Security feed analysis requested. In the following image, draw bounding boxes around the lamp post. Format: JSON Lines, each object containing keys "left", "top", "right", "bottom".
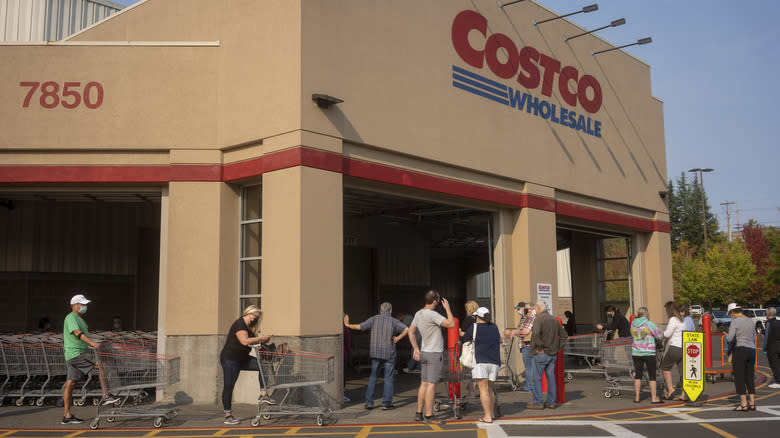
{"left": 688, "top": 168, "right": 714, "bottom": 252}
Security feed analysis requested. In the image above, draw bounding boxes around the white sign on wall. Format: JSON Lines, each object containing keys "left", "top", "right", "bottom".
{"left": 536, "top": 283, "right": 553, "bottom": 314}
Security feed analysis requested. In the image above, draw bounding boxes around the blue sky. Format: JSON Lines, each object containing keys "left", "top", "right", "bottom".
{"left": 110, "top": 0, "right": 780, "bottom": 231}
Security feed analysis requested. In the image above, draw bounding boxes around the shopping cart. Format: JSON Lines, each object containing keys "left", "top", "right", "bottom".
{"left": 251, "top": 346, "right": 335, "bottom": 427}
{"left": 497, "top": 336, "right": 520, "bottom": 391}
{"left": 562, "top": 332, "right": 609, "bottom": 381}
{"left": 88, "top": 343, "right": 180, "bottom": 429}
{"left": 600, "top": 338, "right": 665, "bottom": 398}
{"left": 433, "top": 342, "right": 468, "bottom": 419}
{"left": 0, "top": 336, "right": 29, "bottom": 407}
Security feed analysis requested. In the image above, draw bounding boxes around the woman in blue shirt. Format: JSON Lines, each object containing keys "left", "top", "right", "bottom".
{"left": 460, "top": 307, "right": 501, "bottom": 423}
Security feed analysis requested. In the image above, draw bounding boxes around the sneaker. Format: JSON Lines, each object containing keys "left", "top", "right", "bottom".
{"left": 402, "top": 367, "right": 410, "bottom": 373}
{"left": 259, "top": 395, "right": 277, "bottom": 405}
{"left": 223, "top": 415, "right": 239, "bottom": 425}
{"left": 102, "top": 395, "right": 121, "bottom": 405}
{"left": 769, "top": 383, "right": 780, "bottom": 389}
{"left": 415, "top": 411, "right": 424, "bottom": 421}
{"left": 61, "top": 415, "right": 84, "bottom": 424}
{"left": 422, "top": 415, "right": 435, "bottom": 424}
{"left": 544, "top": 403, "right": 558, "bottom": 409}
{"left": 343, "top": 395, "right": 351, "bottom": 402}
{"left": 364, "top": 404, "right": 374, "bottom": 410}
{"left": 381, "top": 404, "right": 395, "bottom": 410}
{"left": 526, "top": 404, "right": 545, "bottom": 410}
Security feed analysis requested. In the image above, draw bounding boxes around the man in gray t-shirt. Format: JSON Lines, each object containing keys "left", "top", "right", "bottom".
{"left": 409, "top": 290, "right": 454, "bottom": 423}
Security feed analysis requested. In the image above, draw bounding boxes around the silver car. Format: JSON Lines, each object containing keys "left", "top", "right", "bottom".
{"left": 710, "top": 310, "right": 731, "bottom": 331}
{"left": 743, "top": 308, "right": 768, "bottom": 334}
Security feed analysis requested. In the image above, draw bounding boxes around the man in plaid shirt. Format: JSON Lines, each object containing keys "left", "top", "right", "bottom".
{"left": 504, "top": 302, "right": 536, "bottom": 392}
{"left": 344, "top": 302, "right": 408, "bottom": 409}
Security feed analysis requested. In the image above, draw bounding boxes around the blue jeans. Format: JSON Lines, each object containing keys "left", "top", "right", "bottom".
{"left": 220, "top": 356, "right": 261, "bottom": 413}
{"left": 532, "top": 353, "right": 557, "bottom": 406}
{"left": 366, "top": 358, "right": 395, "bottom": 407}
{"left": 521, "top": 346, "right": 535, "bottom": 391}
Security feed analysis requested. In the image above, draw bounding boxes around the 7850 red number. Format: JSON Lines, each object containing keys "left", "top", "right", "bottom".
{"left": 20, "top": 81, "right": 104, "bottom": 109}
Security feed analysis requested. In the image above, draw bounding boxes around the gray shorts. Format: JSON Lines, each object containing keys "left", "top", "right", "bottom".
{"left": 66, "top": 352, "right": 96, "bottom": 381}
{"left": 420, "top": 351, "right": 443, "bottom": 383}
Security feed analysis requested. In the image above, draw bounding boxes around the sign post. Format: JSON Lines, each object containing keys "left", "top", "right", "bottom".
{"left": 682, "top": 331, "right": 704, "bottom": 405}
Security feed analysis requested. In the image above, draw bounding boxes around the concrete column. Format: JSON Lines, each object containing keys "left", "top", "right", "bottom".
{"left": 261, "top": 164, "right": 343, "bottom": 403}
{"left": 161, "top": 180, "right": 239, "bottom": 404}
{"left": 633, "top": 230, "right": 673, "bottom": 320}
{"left": 509, "top": 185, "right": 558, "bottom": 315}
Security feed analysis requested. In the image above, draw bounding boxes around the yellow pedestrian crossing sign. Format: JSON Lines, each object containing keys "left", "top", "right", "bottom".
{"left": 683, "top": 331, "right": 704, "bottom": 402}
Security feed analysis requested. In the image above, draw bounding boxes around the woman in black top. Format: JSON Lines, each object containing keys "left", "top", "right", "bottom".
{"left": 220, "top": 305, "right": 272, "bottom": 425}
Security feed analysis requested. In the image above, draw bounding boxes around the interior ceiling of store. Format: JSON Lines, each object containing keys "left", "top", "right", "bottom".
{"left": 344, "top": 188, "right": 490, "bottom": 249}
{"left": 0, "top": 192, "right": 160, "bottom": 203}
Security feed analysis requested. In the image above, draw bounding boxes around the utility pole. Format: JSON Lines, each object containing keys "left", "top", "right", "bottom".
{"left": 735, "top": 204, "right": 741, "bottom": 236}
{"left": 721, "top": 201, "right": 735, "bottom": 242}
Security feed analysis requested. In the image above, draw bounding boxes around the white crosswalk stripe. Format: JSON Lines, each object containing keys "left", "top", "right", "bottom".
{"left": 479, "top": 405, "right": 780, "bottom": 437}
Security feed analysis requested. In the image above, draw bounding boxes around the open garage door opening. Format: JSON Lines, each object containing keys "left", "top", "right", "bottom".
{"left": 0, "top": 190, "right": 161, "bottom": 333}
{"left": 343, "top": 187, "right": 494, "bottom": 370}
{"left": 556, "top": 224, "right": 633, "bottom": 335}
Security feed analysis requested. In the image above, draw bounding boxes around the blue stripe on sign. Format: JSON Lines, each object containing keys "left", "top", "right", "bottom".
{"left": 452, "top": 65, "right": 507, "bottom": 91}
{"left": 453, "top": 81, "right": 509, "bottom": 106}
{"left": 452, "top": 73, "right": 508, "bottom": 99}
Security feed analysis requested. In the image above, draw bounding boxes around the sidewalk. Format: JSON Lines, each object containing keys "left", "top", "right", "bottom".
{"left": 0, "top": 366, "right": 759, "bottom": 429}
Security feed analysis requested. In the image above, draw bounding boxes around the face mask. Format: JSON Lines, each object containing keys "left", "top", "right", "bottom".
{"left": 78, "top": 305, "right": 87, "bottom": 314}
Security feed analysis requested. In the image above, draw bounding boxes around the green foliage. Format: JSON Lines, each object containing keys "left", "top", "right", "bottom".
{"left": 673, "top": 240, "right": 755, "bottom": 307}
{"left": 667, "top": 172, "right": 720, "bottom": 253}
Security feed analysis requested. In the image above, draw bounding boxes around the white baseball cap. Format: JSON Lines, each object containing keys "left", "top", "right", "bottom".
{"left": 70, "top": 294, "right": 91, "bottom": 305}
{"left": 473, "top": 307, "right": 490, "bottom": 318}
{"left": 726, "top": 303, "right": 741, "bottom": 314}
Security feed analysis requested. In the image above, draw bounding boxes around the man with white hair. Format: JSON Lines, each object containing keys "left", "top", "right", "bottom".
{"left": 527, "top": 300, "right": 567, "bottom": 409}
{"left": 344, "top": 302, "right": 408, "bottom": 409}
{"left": 763, "top": 307, "right": 780, "bottom": 389}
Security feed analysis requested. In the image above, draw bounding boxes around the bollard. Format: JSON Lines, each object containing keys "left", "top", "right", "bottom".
{"left": 702, "top": 313, "right": 712, "bottom": 368}
{"left": 447, "top": 317, "right": 461, "bottom": 404}
{"left": 555, "top": 316, "right": 566, "bottom": 404}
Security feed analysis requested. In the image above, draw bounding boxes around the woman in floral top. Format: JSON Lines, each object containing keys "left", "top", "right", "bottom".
{"left": 630, "top": 307, "right": 664, "bottom": 404}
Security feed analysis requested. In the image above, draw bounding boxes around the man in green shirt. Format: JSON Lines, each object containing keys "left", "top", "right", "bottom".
{"left": 62, "top": 294, "right": 119, "bottom": 424}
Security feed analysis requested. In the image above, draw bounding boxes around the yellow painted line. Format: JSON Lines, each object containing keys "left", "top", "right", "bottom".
{"left": 699, "top": 423, "right": 738, "bottom": 438}
{"left": 213, "top": 429, "right": 228, "bottom": 436}
{"left": 283, "top": 427, "right": 301, "bottom": 434}
{"left": 355, "top": 426, "right": 373, "bottom": 438}
{"left": 429, "top": 424, "right": 444, "bottom": 431}
{"left": 477, "top": 429, "right": 488, "bottom": 438}
{"left": 144, "top": 430, "right": 160, "bottom": 436}
{"left": 0, "top": 432, "right": 14, "bottom": 437}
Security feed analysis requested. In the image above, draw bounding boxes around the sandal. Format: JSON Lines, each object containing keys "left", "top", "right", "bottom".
{"left": 734, "top": 405, "right": 748, "bottom": 411}
{"left": 477, "top": 417, "right": 493, "bottom": 424}
{"left": 748, "top": 404, "right": 756, "bottom": 411}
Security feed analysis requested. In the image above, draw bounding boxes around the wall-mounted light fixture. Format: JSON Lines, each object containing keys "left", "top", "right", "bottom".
{"left": 565, "top": 18, "right": 625, "bottom": 43}
{"left": 592, "top": 37, "right": 652, "bottom": 55}
{"left": 312, "top": 94, "right": 344, "bottom": 109}
{"left": 534, "top": 4, "right": 598, "bottom": 26}
{"left": 498, "top": 0, "right": 527, "bottom": 9}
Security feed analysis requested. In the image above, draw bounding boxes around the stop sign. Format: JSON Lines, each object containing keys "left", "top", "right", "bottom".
{"left": 687, "top": 344, "right": 700, "bottom": 358}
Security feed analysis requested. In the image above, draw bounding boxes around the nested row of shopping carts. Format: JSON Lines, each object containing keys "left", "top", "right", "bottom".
{"left": 0, "top": 331, "right": 158, "bottom": 408}
{"left": 1, "top": 331, "right": 179, "bottom": 429}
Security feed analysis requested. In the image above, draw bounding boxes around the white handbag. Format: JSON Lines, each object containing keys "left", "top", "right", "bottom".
{"left": 460, "top": 323, "right": 477, "bottom": 368}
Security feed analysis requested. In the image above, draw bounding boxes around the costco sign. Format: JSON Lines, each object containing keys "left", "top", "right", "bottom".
{"left": 451, "top": 10, "right": 603, "bottom": 137}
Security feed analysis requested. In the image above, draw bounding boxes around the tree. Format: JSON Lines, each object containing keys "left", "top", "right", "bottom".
{"left": 673, "top": 240, "right": 755, "bottom": 308}
{"left": 742, "top": 221, "right": 779, "bottom": 305}
{"left": 667, "top": 172, "right": 720, "bottom": 253}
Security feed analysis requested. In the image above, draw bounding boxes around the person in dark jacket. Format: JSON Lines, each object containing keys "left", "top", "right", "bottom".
{"left": 764, "top": 307, "right": 780, "bottom": 389}
{"left": 460, "top": 307, "right": 500, "bottom": 423}
{"left": 528, "top": 300, "right": 568, "bottom": 409}
{"left": 596, "top": 305, "right": 631, "bottom": 339}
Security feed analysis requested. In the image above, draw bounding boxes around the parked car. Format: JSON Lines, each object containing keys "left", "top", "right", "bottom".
{"left": 710, "top": 310, "right": 731, "bottom": 331}
{"left": 690, "top": 305, "right": 703, "bottom": 316}
{"left": 743, "top": 308, "right": 768, "bottom": 334}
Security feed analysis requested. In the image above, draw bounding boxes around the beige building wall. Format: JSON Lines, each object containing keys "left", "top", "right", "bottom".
{"left": 0, "top": 0, "right": 673, "bottom": 404}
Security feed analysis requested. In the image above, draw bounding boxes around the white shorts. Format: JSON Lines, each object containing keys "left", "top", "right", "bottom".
{"left": 472, "top": 363, "right": 499, "bottom": 381}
